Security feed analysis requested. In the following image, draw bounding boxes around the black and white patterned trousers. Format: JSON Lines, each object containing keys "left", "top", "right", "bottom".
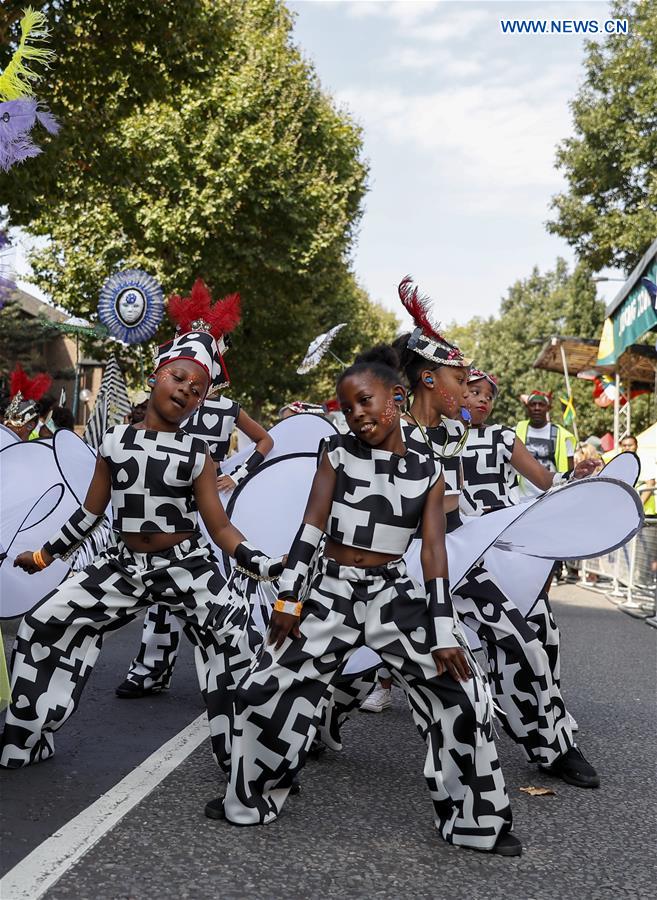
{"left": 453, "top": 563, "right": 573, "bottom": 766}
{"left": 124, "top": 599, "right": 267, "bottom": 689}
{"left": 0, "top": 535, "right": 251, "bottom": 771}
{"left": 124, "top": 603, "right": 183, "bottom": 691}
{"left": 224, "top": 556, "right": 512, "bottom": 850}
{"left": 308, "top": 563, "right": 573, "bottom": 766}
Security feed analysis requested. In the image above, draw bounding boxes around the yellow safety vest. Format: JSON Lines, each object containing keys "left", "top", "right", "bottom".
{"left": 515, "top": 420, "right": 574, "bottom": 474}
{"left": 638, "top": 481, "right": 656, "bottom": 516}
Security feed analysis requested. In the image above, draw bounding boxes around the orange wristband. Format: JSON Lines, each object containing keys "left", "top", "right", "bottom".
{"left": 33, "top": 549, "right": 47, "bottom": 570}
{"left": 274, "top": 599, "right": 302, "bottom": 617}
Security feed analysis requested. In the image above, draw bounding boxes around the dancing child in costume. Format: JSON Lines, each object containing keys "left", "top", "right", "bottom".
{"left": 394, "top": 284, "right": 599, "bottom": 788}
{"left": 459, "top": 368, "right": 598, "bottom": 754}
{"left": 213, "top": 344, "right": 521, "bottom": 857}
{"left": 115, "top": 279, "right": 274, "bottom": 699}
{"left": 0, "top": 297, "right": 282, "bottom": 770}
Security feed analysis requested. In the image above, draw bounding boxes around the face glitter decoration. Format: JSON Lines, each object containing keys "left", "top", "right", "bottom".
{"left": 381, "top": 397, "right": 397, "bottom": 425}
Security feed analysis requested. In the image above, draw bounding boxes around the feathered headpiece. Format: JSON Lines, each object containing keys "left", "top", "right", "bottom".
{"left": 468, "top": 367, "right": 498, "bottom": 395}
{"left": 0, "top": 8, "right": 55, "bottom": 101}
{"left": 399, "top": 276, "right": 472, "bottom": 368}
{"left": 279, "top": 401, "right": 326, "bottom": 417}
{"left": 168, "top": 279, "right": 241, "bottom": 342}
{"left": 154, "top": 279, "right": 241, "bottom": 395}
{"left": 4, "top": 362, "right": 52, "bottom": 426}
{"left": 0, "top": 8, "right": 59, "bottom": 172}
{"left": 10, "top": 363, "right": 52, "bottom": 401}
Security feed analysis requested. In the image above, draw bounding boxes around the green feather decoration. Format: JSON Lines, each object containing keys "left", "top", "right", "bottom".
{"left": 0, "top": 8, "right": 55, "bottom": 101}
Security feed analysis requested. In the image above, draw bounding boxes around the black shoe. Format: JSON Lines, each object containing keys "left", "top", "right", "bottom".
{"left": 492, "top": 832, "right": 522, "bottom": 857}
{"left": 307, "top": 737, "right": 327, "bottom": 760}
{"left": 115, "top": 678, "right": 167, "bottom": 699}
{"left": 461, "top": 832, "right": 522, "bottom": 857}
{"left": 539, "top": 746, "right": 600, "bottom": 788}
{"left": 290, "top": 777, "right": 301, "bottom": 796}
{"left": 204, "top": 797, "right": 226, "bottom": 820}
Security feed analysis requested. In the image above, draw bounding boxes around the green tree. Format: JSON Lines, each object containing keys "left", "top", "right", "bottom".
{"left": 270, "top": 272, "right": 398, "bottom": 421}
{"left": 448, "top": 260, "right": 653, "bottom": 437}
{"left": 0, "top": 2, "right": 24, "bottom": 46}
{"left": 0, "top": 0, "right": 392, "bottom": 415}
{"left": 0, "top": 299, "right": 63, "bottom": 374}
{"left": 548, "top": 0, "right": 657, "bottom": 273}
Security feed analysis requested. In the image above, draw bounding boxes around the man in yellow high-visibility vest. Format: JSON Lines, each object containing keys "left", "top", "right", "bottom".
{"left": 515, "top": 390, "right": 575, "bottom": 498}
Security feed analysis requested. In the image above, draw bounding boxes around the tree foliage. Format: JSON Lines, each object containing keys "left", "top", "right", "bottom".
{"left": 0, "top": 299, "right": 63, "bottom": 369}
{"left": 548, "top": 0, "right": 657, "bottom": 273}
{"left": 448, "top": 260, "right": 653, "bottom": 437}
{"left": 0, "top": 0, "right": 396, "bottom": 418}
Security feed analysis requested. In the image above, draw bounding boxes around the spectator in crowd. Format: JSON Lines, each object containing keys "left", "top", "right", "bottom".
{"left": 620, "top": 434, "right": 638, "bottom": 453}
{"left": 516, "top": 390, "right": 576, "bottom": 584}
{"left": 515, "top": 390, "right": 575, "bottom": 498}
{"left": 638, "top": 477, "right": 656, "bottom": 516}
{"left": 608, "top": 434, "right": 654, "bottom": 514}
{"left": 127, "top": 391, "right": 149, "bottom": 426}
{"left": 51, "top": 406, "right": 75, "bottom": 432}
{"left": 29, "top": 393, "right": 57, "bottom": 440}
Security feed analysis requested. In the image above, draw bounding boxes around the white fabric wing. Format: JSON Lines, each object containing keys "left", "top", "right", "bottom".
{"left": 221, "top": 414, "right": 337, "bottom": 476}
{"left": 492, "top": 478, "right": 642, "bottom": 560}
{"left": 0, "top": 442, "right": 73, "bottom": 618}
{"left": 0, "top": 424, "right": 19, "bottom": 448}
{"left": 598, "top": 451, "right": 640, "bottom": 486}
{"left": 52, "top": 429, "right": 102, "bottom": 505}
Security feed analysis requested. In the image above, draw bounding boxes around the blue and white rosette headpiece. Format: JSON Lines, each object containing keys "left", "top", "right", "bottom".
{"left": 98, "top": 269, "right": 164, "bottom": 344}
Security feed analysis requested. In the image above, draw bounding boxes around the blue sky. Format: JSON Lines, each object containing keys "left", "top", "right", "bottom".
{"left": 12, "top": 0, "right": 625, "bottom": 328}
{"left": 288, "top": 0, "right": 624, "bottom": 327}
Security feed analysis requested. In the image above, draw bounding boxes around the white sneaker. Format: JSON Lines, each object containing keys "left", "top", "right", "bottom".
{"left": 566, "top": 710, "right": 579, "bottom": 732}
{"left": 360, "top": 686, "right": 392, "bottom": 713}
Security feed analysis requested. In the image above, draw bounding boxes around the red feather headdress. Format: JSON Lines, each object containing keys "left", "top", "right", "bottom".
{"left": 167, "top": 278, "right": 241, "bottom": 339}
{"left": 398, "top": 276, "right": 445, "bottom": 342}
{"left": 9, "top": 363, "right": 52, "bottom": 400}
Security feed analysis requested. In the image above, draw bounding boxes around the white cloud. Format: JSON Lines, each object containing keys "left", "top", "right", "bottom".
{"left": 337, "top": 65, "right": 576, "bottom": 215}
{"left": 389, "top": 45, "right": 484, "bottom": 77}
{"left": 289, "top": 0, "right": 611, "bottom": 320}
{"left": 345, "top": 1, "right": 441, "bottom": 27}
{"left": 406, "top": 7, "right": 491, "bottom": 43}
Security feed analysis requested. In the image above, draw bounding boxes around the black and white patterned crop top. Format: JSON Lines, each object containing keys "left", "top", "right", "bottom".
{"left": 183, "top": 395, "right": 241, "bottom": 466}
{"left": 460, "top": 424, "right": 517, "bottom": 516}
{"left": 99, "top": 425, "right": 209, "bottom": 533}
{"left": 401, "top": 418, "right": 465, "bottom": 496}
{"left": 319, "top": 431, "right": 442, "bottom": 555}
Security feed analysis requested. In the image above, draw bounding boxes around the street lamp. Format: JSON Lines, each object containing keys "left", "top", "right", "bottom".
{"left": 592, "top": 277, "right": 626, "bottom": 283}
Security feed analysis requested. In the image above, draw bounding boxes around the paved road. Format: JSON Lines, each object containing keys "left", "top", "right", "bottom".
{"left": 1, "top": 585, "right": 656, "bottom": 899}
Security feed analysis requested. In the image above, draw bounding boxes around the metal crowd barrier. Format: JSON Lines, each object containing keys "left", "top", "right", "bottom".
{"left": 579, "top": 517, "right": 657, "bottom": 621}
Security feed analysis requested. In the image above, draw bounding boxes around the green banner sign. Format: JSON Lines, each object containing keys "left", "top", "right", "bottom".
{"left": 598, "top": 257, "right": 657, "bottom": 365}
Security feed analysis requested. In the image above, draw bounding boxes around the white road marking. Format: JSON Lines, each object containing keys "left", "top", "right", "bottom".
{"left": 0, "top": 714, "right": 208, "bottom": 900}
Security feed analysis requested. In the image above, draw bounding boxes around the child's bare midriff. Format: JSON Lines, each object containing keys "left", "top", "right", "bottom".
{"left": 324, "top": 537, "right": 400, "bottom": 568}
{"left": 120, "top": 531, "right": 197, "bottom": 553}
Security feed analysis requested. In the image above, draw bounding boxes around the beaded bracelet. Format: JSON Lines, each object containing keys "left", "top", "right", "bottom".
{"left": 32, "top": 549, "right": 47, "bottom": 570}
{"left": 274, "top": 599, "right": 302, "bottom": 617}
